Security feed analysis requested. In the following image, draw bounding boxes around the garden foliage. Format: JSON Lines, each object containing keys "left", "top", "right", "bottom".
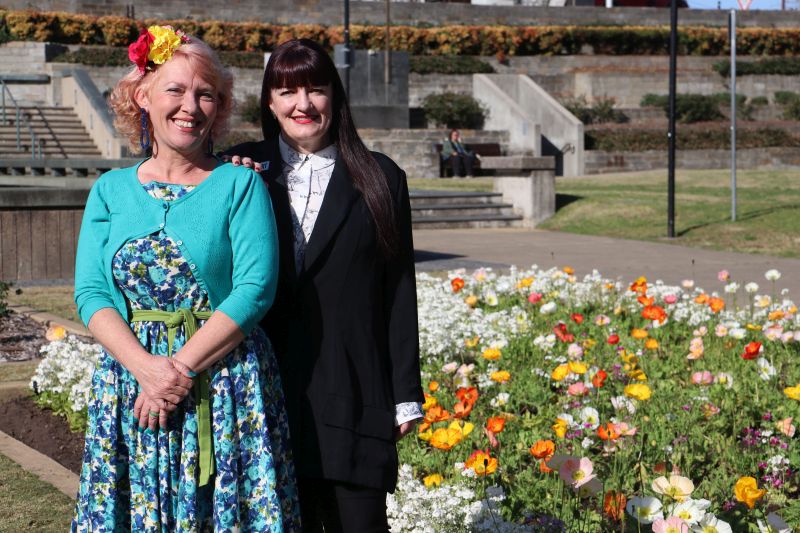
{"left": 0, "top": 280, "right": 12, "bottom": 317}
{"left": 585, "top": 126, "right": 800, "bottom": 151}
{"left": 714, "top": 58, "right": 800, "bottom": 77}
{"left": 422, "top": 93, "right": 488, "bottom": 130}
{"left": 561, "top": 96, "right": 628, "bottom": 125}
{"left": 33, "top": 267, "right": 800, "bottom": 530}
{"left": 5, "top": 9, "right": 800, "bottom": 56}
{"left": 639, "top": 93, "right": 753, "bottom": 123}
{"left": 410, "top": 55, "right": 495, "bottom": 75}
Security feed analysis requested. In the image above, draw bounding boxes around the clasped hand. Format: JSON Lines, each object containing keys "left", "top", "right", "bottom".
{"left": 132, "top": 356, "right": 195, "bottom": 430}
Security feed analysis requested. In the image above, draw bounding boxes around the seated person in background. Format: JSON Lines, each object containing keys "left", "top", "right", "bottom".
{"left": 442, "top": 128, "right": 476, "bottom": 177}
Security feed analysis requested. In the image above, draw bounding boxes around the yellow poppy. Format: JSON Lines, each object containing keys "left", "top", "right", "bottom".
{"left": 624, "top": 383, "right": 652, "bottom": 401}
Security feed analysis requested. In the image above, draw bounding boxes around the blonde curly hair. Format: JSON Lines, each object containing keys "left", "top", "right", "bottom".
{"left": 110, "top": 37, "right": 233, "bottom": 154}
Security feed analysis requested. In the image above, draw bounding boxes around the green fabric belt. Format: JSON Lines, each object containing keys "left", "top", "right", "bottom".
{"left": 130, "top": 308, "right": 215, "bottom": 487}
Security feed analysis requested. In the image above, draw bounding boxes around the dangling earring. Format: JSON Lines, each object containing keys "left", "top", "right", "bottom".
{"left": 140, "top": 109, "right": 151, "bottom": 153}
{"left": 207, "top": 136, "right": 214, "bottom": 156}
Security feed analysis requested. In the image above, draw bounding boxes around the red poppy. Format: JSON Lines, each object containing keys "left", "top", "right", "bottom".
{"left": 607, "top": 334, "right": 620, "bottom": 345}
{"left": 553, "top": 323, "right": 574, "bottom": 343}
{"left": 570, "top": 313, "right": 584, "bottom": 324}
{"left": 592, "top": 369, "right": 608, "bottom": 388}
{"left": 741, "top": 341, "right": 762, "bottom": 360}
{"left": 451, "top": 277, "right": 465, "bottom": 293}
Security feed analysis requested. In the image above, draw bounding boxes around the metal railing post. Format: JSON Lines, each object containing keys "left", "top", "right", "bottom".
{"left": 15, "top": 107, "right": 21, "bottom": 150}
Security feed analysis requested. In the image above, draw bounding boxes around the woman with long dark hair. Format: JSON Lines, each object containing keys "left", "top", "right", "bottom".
{"left": 226, "top": 39, "right": 423, "bottom": 531}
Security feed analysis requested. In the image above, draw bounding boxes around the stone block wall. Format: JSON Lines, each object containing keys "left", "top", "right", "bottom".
{"left": 585, "top": 147, "right": 800, "bottom": 174}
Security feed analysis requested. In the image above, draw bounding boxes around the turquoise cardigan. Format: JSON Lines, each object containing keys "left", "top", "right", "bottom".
{"left": 74, "top": 160, "right": 278, "bottom": 334}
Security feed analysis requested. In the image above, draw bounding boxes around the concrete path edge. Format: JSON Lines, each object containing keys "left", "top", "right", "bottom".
{"left": 0, "top": 429, "right": 78, "bottom": 499}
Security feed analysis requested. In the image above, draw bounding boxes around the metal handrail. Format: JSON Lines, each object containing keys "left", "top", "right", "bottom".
{"left": 0, "top": 79, "right": 40, "bottom": 159}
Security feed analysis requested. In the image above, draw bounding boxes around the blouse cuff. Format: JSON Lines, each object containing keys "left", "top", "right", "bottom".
{"left": 395, "top": 402, "right": 424, "bottom": 426}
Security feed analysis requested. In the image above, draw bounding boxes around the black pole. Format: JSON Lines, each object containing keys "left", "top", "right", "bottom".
{"left": 343, "top": 0, "right": 351, "bottom": 97}
{"left": 667, "top": 0, "right": 678, "bottom": 239}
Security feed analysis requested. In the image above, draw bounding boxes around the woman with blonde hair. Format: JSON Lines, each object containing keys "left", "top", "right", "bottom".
{"left": 72, "top": 26, "right": 300, "bottom": 531}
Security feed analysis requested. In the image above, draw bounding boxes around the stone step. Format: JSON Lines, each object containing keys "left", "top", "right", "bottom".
{"left": 411, "top": 214, "right": 523, "bottom": 229}
{"left": 410, "top": 190, "right": 503, "bottom": 206}
{"left": 412, "top": 203, "right": 515, "bottom": 218}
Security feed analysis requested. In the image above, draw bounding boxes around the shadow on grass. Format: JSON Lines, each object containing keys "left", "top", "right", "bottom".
{"left": 676, "top": 203, "right": 800, "bottom": 237}
{"left": 556, "top": 193, "right": 582, "bottom": 212}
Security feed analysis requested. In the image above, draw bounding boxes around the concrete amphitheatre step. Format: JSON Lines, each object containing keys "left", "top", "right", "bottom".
{"left": 0, "top": 105, "right": 101, "bottom": 157}
{"left": 409, "top": 190, "right": 522, "bottom": 229}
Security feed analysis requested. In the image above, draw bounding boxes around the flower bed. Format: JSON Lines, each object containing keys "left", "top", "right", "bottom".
{"left": 31, "top": 267, "right": 800, "bottom": 531}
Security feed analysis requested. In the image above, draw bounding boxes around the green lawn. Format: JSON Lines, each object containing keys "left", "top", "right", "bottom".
{"left": 0, "top": 453, "right": 74, "bottom": 532}
{"left": 7, "top": 285, "right": 79, "bottom": 323}
{"left": 540, "top": 169, "right": 800, "bottom": 257}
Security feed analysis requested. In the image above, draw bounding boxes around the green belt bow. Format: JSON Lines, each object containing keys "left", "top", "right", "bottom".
{"left": 131, "top": 308, "right": 215, "bottom": 487}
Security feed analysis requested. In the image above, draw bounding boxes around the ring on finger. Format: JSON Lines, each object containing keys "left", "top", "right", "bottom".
{"left": 148, "top": 410, "right": 159, "bottom": 418}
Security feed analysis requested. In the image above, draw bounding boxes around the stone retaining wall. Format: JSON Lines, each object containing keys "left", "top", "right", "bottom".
{"left": 585, "top": 147, "right": 800, "bottom": 174}
{"left": 3, "top": 1, "right": 798, "bottom": 27}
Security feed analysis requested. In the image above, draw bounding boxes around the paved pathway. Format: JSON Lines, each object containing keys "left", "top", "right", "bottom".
{"left": 413, "top": 228, "right": 800, "bottom": 296}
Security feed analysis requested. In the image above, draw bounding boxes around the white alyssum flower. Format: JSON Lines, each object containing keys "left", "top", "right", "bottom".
{"left": 745, "top": 282, "right": 759, "bottom": 294}
{"left": 31, "top": 335, "right": 102, "bottom": 413}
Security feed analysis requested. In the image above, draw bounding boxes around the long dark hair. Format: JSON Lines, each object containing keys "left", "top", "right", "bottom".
{"left": 260, "top": 39, "right": 398, "bottom": 257}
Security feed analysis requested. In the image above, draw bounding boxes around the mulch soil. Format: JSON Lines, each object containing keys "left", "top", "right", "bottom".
{"left": 0, "top": 310, "right": 84, "bottom": 473}
{"left": 0, "top": 311, "right": 49, "bottom": 362}
{"left": 0, "top": 395, "right": 84, "bottom": 474}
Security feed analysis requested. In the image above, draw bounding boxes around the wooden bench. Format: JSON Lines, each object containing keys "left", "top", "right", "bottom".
{"left": 434, "top": 142, "right": 503, "bottom": 177}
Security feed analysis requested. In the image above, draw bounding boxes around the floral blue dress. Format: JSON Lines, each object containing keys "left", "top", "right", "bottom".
{"left": 72, "top": 182, "right": 301, "bottom": 532}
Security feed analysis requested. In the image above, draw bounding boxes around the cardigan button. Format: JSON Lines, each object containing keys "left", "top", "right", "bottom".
{"left": 190, "top": 264, "right": 196, "bottom": 270}
{"left": 159, "top": 223, "right": 165, "bottom": 228}
{"left": 177, "top": 240, "right": 183, "bottom": 246}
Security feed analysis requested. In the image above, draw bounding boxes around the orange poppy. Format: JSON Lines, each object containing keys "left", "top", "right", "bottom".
{"left": 708, "top": 297, "right": 725, "bottom": 313}
{"left": 637, "top": 295, "right": 655, "bottom": 306}
{"left": 425, "top": 405, "right": 451, "bottom": 424}
{"left": 604, "top": 490, "right": 627, "bottom": 521}
{"left": 452, "top": 400, "right": 474, "bottom": 419}
{"left": 428, "top": 381, "right": 439, "bottom": 393}
{"left": 451, "top": 277, "right": 465, "bottom": 293}
{"left": 570, "top": 313, "right": 584, "bottom": 324}
{"left": 529, "top": 439, "right": 555, "bottom": 459}
{"left": 642, "top": 305, "right": 667, "bottom": 323}
{"left": 694, "top": 293, "right": 710, "bottom": 304}
{"left": 597, "top": 423, "right": 621, "bottom": 441}
{"left": 539, "top": 459, "right": 554, "bottom": 474}
{"left": 455, "top": 387, "right": 479, "bottom": 406}
{"left": 486, "top": 416, "right": 506, "bottom": 434}
{"left": 629, "top": 276, "right": 648, "bottom": 294}
{"left": 465, "top": 449, "right": 498, "bottom": 476}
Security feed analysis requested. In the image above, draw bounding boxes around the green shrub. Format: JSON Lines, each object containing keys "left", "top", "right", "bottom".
{"left": 585, "top": 126, "right": 800, "bottom": 151}
{"left": 783, "top": 99, "right": 800, "bottom": 120}
{"left": 0, "top": 280, "right": 12, "bottom": 317}
{"left": 410, "top": 55, "right": 494, "bottom": 75}
{"left": 217, "top": 130, "right": 261, "bottom": 153}
{"left": 639, "top": 93, "right": 752, "bottom": 122}
{"left": 50, "top": 45, "right": 266, "bottom": 69}
{"left": 238, "top": 94, "right": 262, "bottom": 125}
{"left": 774, "top": 91, "right": 800, "bottom": 105}
{"left": 562, "top": 96, "right": 628, "bottom": 125}
{"left": 714, "top": 57, "right": 800, "bottom": 77}
{"left": 6, "top": 9, "right": 800, "bottom": 56}
{"left": 749, "top": 96, "right": 768, "bottom": 106}
{"left": 422, "top": 92, "right": 488, "bottom": 129}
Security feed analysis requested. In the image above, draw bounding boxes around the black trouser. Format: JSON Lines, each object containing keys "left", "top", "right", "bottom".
{"left": 450, "top": 152, "right": 475, "bottom": 177}
{"left": 298, "top": 477, "right": 389, "bottom": 533}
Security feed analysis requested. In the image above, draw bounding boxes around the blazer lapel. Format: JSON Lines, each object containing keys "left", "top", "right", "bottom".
{"left": 260, "top": 139, "right": 298, "bottom": 287}
{"left": 301, "top": 158, "right": 359, "bottom": 275}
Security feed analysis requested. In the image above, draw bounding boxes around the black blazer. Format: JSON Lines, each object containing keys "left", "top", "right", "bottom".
{"left": 229, "top": 139, "right": 423, "bottom": 492}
